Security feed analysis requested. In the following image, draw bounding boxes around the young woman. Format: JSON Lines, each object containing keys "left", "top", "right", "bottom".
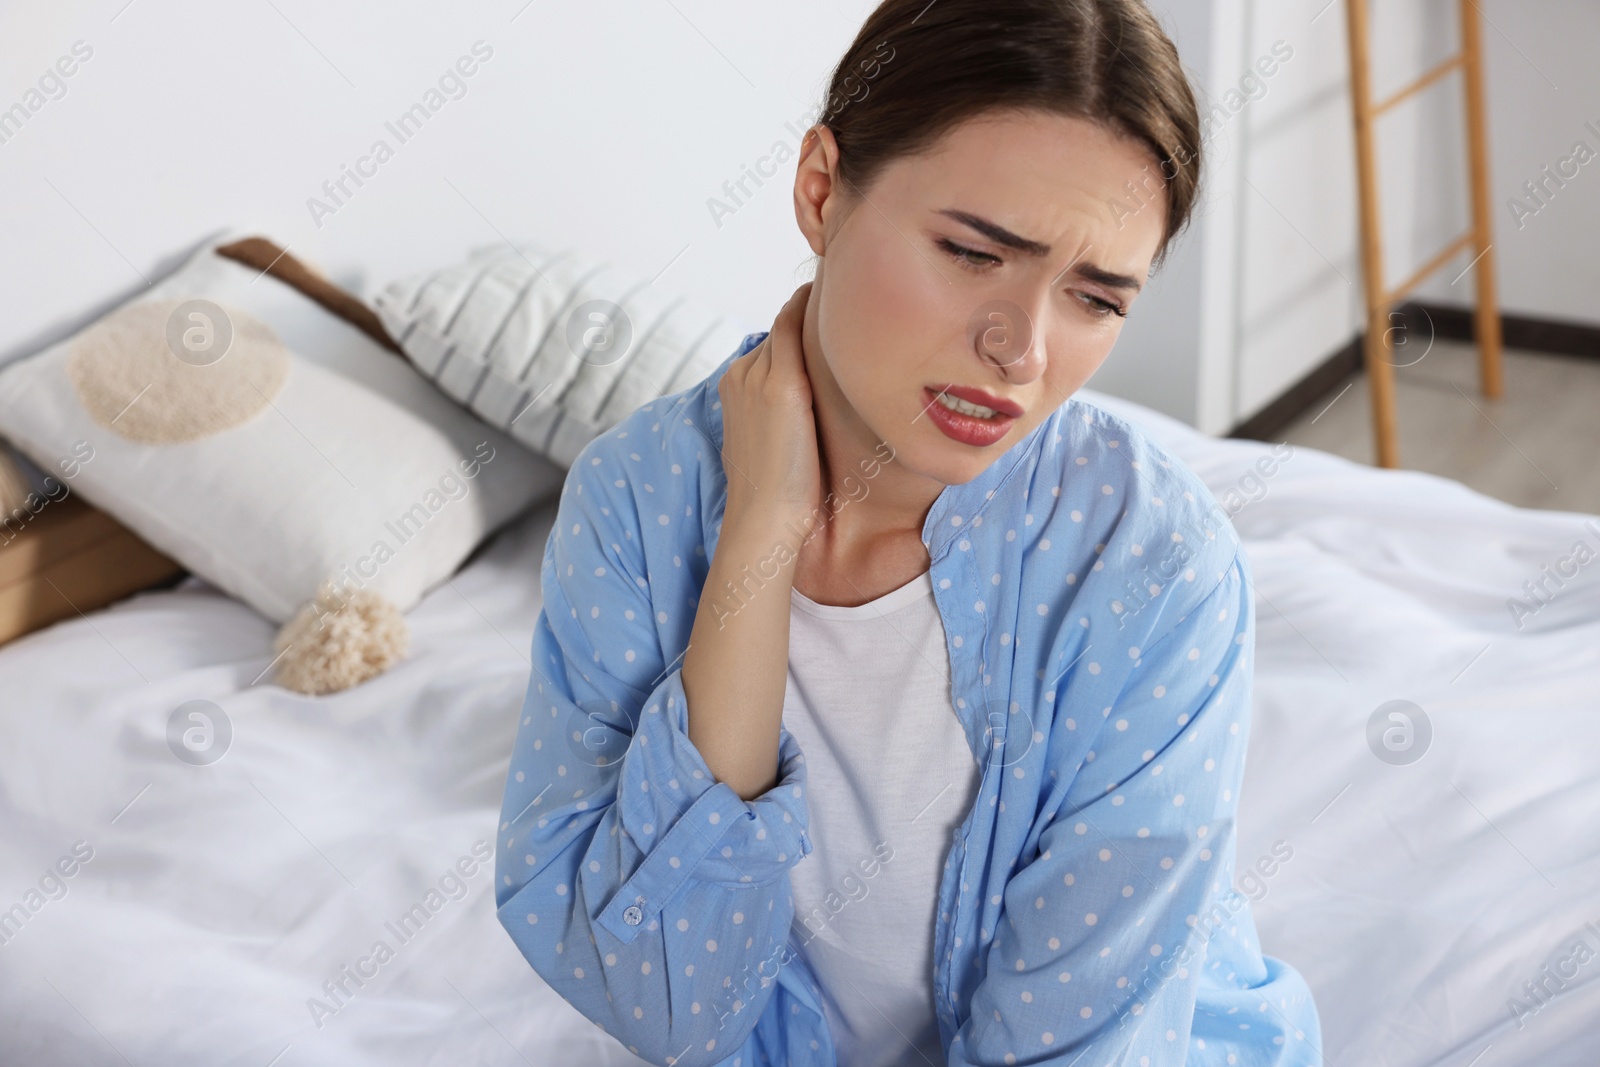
{"left": 496, "top": 1, "right": 1323, "bottom": 1064}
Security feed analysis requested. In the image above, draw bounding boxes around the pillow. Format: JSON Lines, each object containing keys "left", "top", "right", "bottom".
{"left": 0, "top": 234, "right": 565, "bottom": 693}
{"left": 371, "top": 241, "right": 752, "bottom": 468}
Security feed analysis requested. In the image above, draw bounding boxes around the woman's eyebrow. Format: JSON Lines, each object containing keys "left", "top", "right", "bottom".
{"left": 1073, "top": 261, "right": 1144, "bottom": 294}
{"left": 938, "top": 208, "right": 1051, "bottom": 256}
{"left": 938, "top": 208, "right": 1145, "bottom": 293}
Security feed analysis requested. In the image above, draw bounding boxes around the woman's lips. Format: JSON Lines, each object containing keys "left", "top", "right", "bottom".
{"left": 923, "top": 386, "right": 1018, "bottom": 447}
{"left": 936, "top": 384, "right": 1025, "bottom": 417}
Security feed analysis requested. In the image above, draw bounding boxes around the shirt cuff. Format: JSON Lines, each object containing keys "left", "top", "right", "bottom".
{"left": 594, "top": 666, "right": 813, "bottom": 943}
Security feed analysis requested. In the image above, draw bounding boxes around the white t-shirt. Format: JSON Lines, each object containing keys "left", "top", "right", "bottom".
{"left": 782, "top": 568, "right": 983, "bottom": 1067}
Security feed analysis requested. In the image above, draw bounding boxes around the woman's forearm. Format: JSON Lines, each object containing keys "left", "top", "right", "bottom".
{"left": 682, "top": 514, "right": 805, "bottom": 802}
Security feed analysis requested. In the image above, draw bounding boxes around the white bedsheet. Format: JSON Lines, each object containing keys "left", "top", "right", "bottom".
{"left": 1, "top": 388, "right": 1597, "bottom": 1067}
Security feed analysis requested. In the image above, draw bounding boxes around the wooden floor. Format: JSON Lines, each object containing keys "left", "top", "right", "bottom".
{"left": 1275, "top": 339, "right": 1600, "bottom": 516}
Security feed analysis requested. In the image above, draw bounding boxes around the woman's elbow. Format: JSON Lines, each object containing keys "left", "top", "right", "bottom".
{"left": 573, "top": 982, "right": 750, "bottom": 1067}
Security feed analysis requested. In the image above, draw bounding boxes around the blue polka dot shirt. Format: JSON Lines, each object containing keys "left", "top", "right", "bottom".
{"left": 496, "top": 332, "right": 1323, "bottom": 1066}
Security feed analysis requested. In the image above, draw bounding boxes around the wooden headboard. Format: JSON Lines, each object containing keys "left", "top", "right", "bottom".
{"left": 215, "top": 237, "right": 403, "bottom": 354}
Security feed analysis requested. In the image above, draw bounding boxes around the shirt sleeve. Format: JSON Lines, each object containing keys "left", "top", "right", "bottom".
{"left": 946, "top": 549, "right": 1272, "bottom": 1065}
{"left": 494, "top": 435, "right": 815, "bottom": 1067}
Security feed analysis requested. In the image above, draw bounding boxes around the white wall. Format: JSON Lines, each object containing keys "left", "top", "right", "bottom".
{"left": 0, "top": 0, "right": 874, "bottom": 365}
{"left": 1109, "top": 0, "right": 1600, "bottom": 433}
{"left": 2, "top": 1, "right": 1594, "bottom": 433}
{"left": 1409, "top": 0, "right": 1600, "bottom": 322}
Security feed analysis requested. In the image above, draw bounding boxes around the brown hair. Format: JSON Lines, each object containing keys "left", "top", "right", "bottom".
{"left": 817, "top": 0, "right": 1202, "bottom": 263}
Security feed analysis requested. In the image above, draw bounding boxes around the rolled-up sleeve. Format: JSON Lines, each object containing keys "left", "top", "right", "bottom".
{"left": 495, "top": 437, "right": 815, "bottom": 1067}
{"left": 947, "top": 550, "right": 1307, "bottom": 1064}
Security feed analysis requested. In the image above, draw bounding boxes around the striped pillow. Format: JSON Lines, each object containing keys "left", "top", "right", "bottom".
{"left": 372, "top": 243, "right": 750, "bottom": 469}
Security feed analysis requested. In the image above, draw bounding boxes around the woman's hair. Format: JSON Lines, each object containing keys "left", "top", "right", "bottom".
{"left": 817, "top": 0, "right": 1202, "bottom": 264}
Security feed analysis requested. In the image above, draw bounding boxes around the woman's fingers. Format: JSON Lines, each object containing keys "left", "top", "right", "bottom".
{"left": 717, "top": 282, "right": 823, "bottom": 534}
{"left": 764, "top": 282, "right": 813, "bottom": 393}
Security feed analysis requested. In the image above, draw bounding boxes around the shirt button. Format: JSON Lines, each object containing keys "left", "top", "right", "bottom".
{"left": 623, "top": 905, "right": 643, "bottom": 926}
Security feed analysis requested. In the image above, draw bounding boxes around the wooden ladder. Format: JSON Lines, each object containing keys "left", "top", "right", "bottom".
{"left": 1345, "top": 0, "right": 1503, "bottom": 469}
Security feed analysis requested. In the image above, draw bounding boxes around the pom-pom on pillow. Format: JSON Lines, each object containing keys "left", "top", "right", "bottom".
{"left": 371, "top": 241, "right": 752, "bottom": 468}
{"left": 273, "top": 583, "right": 409, "bottom": 696}
{"left": 0, "top": 234, "right": 564, "bottom": 692}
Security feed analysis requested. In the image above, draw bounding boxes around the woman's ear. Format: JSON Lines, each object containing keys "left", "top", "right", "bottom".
{"left": 793, "top": 124, "right": 843, "bottom": 258}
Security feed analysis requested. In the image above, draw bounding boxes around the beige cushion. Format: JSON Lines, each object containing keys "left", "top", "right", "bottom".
{"left": 0, "top": 235, "right": 564, "bottom": 624}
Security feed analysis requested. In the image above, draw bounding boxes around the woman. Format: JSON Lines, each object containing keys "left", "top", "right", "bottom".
{"left": 496, "top": 1, "right": 1323, "bottom": 1064}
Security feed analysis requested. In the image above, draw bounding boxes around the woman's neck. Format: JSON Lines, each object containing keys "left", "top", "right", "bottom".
{"left": 799, "top": 309, "right": 946, "bottom": 557}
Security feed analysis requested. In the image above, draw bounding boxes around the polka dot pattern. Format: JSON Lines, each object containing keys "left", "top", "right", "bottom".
{"left": 491, "top": 331, "right": 1321, "bottom": 1065}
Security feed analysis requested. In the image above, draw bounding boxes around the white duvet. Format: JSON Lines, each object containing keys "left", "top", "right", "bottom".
{"left": 2, "top": 388, "right": 1597, "bottom": 1067}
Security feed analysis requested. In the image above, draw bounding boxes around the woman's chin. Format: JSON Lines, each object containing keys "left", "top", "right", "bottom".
{"left": 911, "top": 423, "right": 1035, "bottom": 482}
{"left": 899, "top": 447, "right": 998, "bottom": 488}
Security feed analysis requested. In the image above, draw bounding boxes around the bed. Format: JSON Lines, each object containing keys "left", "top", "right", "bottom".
{"left": 1, "top": 385, "right": 1596, "bottom": 1067}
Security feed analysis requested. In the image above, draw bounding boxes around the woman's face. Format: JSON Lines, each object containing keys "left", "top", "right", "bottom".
{"left": 799, "top": 108, "right": 1170, "bottom": 488}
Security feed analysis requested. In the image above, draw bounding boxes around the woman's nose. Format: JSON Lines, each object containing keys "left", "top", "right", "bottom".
{"left": 969, "top": 298, "right": 1046, "bottom": 384}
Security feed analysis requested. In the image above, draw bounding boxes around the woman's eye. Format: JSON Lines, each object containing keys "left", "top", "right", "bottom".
{"left": 940, "top": 236, "right": 1128, "bottom": 319}
{"left": 938, "top": 238, "right": 999, "bottom": 269}
{"left": 1076, "top": 291, "right": 1129, "bottom": 319}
